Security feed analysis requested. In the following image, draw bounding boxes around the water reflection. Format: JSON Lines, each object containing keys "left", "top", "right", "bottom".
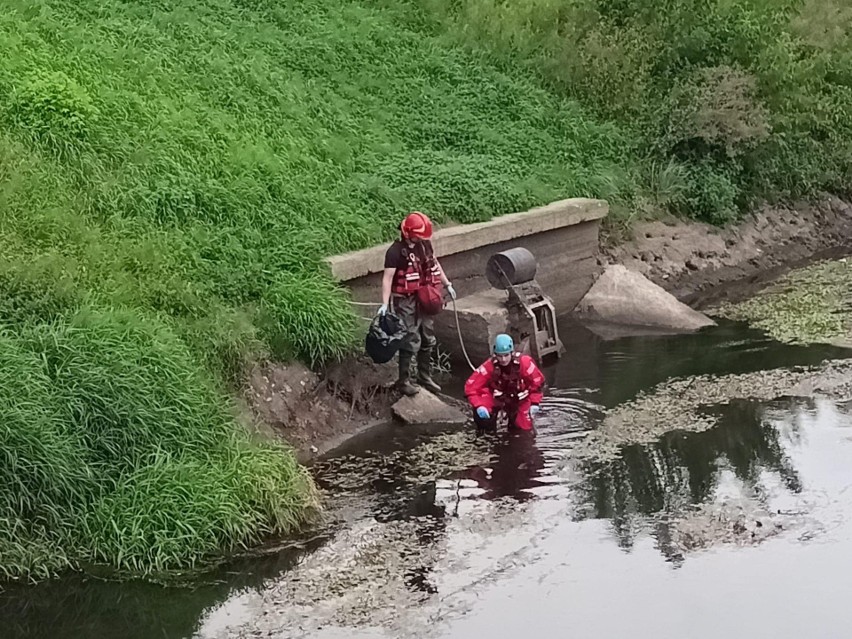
{"left": 574, "top": 397, "right": 826, "bottom": 561}
{"left": 0, "top": 532, "right": 326, "bottom": 639}
{"left": 453, "top": 432, "right": 546, "bottom": 502}
{"left": 374, "top": 480, "right": 447, "bottom": 597}
{"left": 548, "top": 318, "right": 851, "bottom": 409}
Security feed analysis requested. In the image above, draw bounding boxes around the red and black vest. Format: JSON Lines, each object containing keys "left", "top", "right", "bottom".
{"left": 392, "top": 242, "right": 441, "bottom": 295}
{"left": 490, "top": 354, "right": 530, "bottom": 405}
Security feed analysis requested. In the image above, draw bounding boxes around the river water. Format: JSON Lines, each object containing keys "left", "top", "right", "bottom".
{"left": 3, "top": 319, "right": 852, "bottom": 639}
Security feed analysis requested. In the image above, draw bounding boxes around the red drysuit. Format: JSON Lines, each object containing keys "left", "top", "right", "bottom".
{"left": 464, "top": 353, "right": 545, "bottom": 430}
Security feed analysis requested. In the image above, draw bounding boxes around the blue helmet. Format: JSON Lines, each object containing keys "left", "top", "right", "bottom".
{"left": 493, "top": 333, "right": 514, "bottom": 355}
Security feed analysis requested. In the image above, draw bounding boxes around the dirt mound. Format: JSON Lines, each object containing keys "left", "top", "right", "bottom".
{"left": 244, "top": 357, "right": 397, "bottom": 461}
{"left": 606, "top": 196, "right": 852, "bottom": 306}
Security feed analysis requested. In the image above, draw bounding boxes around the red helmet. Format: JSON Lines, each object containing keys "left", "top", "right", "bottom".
{"left": 400, "top": 211, "right": 433, "bottom": 240}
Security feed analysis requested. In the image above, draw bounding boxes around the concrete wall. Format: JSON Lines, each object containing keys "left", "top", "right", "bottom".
{"left": 327, "top": 198, "right": 607, "bottom": 311}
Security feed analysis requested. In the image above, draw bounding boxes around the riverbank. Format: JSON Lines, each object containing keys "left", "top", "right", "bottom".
{"left": 272, "top": 196, "right": 852, "bottom": 461}
{"left": 7, "top": 270, "right": 852, "bottom": 638}
{"left": 604, "top": 195, "right": 852, "bottom": 307}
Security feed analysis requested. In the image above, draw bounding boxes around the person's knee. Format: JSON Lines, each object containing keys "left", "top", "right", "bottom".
{"left": 512, "top": 411, "right": 533, "bottom": 431}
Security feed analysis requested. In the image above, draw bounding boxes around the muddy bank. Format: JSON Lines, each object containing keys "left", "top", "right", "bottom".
{"left": 605, "top": 196, "right": 852, "bottom": 306}
{"left": 243, "top": 357, "right": 398, "bottom": 462}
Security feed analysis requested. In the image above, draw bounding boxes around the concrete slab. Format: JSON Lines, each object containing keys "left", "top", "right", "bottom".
{"left": 574, "top": 265, "right": 715, "bottom": 331}
{"left": 433, "top": 289, "right": 509, "bottom": 366}
{"left": 392, "top": 390, "right": 468, "bottom": 425}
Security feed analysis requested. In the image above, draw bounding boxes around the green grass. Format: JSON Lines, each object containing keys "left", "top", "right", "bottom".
{"left": 415, "top": 0, "right": 852, "bottom": 223}
{"left": 1, "top": 0, "right": 850, "bottom": 581}
{"left": 0, "top": 0, "right": 629, "bottom": 365}
{"left": 0, "top": 0, "right": 627, "bottom": 581}
{"left": 0, "top": 308, "right": 317, "bottom": 581}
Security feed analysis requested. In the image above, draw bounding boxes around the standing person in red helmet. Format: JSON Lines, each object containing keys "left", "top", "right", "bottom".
{"left": 379, "top": 211, "right": 456, "bottom": 396}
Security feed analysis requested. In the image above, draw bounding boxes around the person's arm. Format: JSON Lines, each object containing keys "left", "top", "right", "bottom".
{"left": 521, "top": 355, "right": 546, "bottom": 405}
{"left": 433, "top": 257, "right": 456, "bottom": 299}
{"left": 464, "top": 360, "right": 494, "bottom": 408}
{"left": 380, "top": 244, "right": 400, "bottom": 314}
{"left": 434, "top": 257, "right": 450, "bottom": 286}
{"left": 381, "top": 268, "right": 395, "bottom": 308}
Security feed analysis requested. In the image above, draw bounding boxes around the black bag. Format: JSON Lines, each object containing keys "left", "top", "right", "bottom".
{"left": 365, "top": 312, "right": 407, "bottom": 364}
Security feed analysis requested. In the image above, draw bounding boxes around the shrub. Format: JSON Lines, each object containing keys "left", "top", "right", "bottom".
{"left": 660, "top": 65, "right": 771, "bottom": 160}
{"left": 420, "top": 0, "right": 852, "bottom": 217}
{"left": 682, "top": 160, "right": 741, "bottom": 225}
{"left": 6, "top": 70, "right": 99, "bottom": 155}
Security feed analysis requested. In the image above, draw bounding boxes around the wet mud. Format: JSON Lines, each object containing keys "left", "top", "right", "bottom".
{"left": 606, "top": 196, "right": 852, "bottom": 307}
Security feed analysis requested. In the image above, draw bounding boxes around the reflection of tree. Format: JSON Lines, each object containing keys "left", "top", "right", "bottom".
{"left": 309, "top": 429, "right": 497, "bottom": 601}
{"left": 0, "top": 535, "right": 320, "bottom": 639}
{"left": 576, "top": 399, "right": 804, "bottom": 554}
{"left": 351, "top": 430, "right": 548, "bottom": 596}
{"left": 371, "top": 479, "right": 447, "bottom": 596}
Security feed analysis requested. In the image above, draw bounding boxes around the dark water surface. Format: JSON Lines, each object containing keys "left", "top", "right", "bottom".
{"left": 3, "top": 319, "right": 852, "bottom": 639}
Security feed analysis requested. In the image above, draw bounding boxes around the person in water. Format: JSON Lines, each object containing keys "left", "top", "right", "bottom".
{"left": 464, "top": 333, "right": 545, "bottom": 433}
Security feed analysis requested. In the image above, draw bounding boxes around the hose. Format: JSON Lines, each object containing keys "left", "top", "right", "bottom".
{"left": 451, "top": 296, "right": 476, "bottom": 372}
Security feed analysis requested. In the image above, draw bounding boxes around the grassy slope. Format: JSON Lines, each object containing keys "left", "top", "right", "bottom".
{"left": 416, "top": 0, "right": 852, "bottom": 223}
{"left": 2, "top": 0, "right": 849, "bottom": 581}
{"left": 0, "top": 0, "right": 627, "bottom": 580}
{"left": 0, "top": 0, "right": 629, "bottom": 365}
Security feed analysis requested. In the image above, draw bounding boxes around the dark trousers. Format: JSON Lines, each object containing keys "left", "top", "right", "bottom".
{"left": 392, "top": 293, "right": 437, "bottom": 382}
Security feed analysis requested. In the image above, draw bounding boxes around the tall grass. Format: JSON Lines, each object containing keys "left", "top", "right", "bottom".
{"left": 0, "top": 308, "right": 317, "bottom": 580}
{"left": 0, "top": 0, "right": 627, "bottom": 580}
{"left": 416, "top": 0, "right": 852, "bottom": 223}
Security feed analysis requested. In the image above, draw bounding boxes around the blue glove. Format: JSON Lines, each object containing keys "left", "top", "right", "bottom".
{"left": 447, "top": 283, "right": 457, "bottom": 300}
{"left": 530, "top": 405, "right": 541, "bottom": 417}
{"left": 476, "top": 406, "right": 490, "bottom": 419}
{"left": 378, "top": 303, "right": 388, "bottom": 316}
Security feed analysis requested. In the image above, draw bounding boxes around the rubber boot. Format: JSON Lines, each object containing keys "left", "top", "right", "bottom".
{"left": 397, "top": 351, "right": 419, "bottom": 396}
{"left": 416, "top": 348, "right": 442, "bottom": 394}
